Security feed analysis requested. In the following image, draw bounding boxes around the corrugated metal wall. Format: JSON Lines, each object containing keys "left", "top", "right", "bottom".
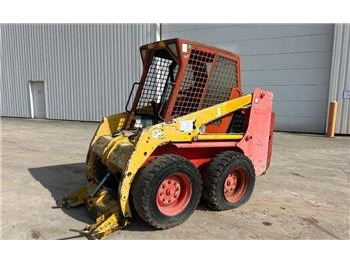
{"left": 328, "top": 24, "right": 350, "bottom": 134}
{"left": 1, "top": 23, "right": 349, "bottom": 134}
{"left": 1, "top": 24, "right": 158, "bottom": 121}
{"left": 161, "top": 24, "right": 334, "bottom": 133}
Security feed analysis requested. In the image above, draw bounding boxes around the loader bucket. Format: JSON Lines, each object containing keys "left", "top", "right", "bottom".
{"left": 58, "top": 181, "right": 128, "bottom": 239}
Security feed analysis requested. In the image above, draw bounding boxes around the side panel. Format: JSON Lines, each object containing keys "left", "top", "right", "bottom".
{"left": 237, "top": 89, "right": 274, "bottom": 176}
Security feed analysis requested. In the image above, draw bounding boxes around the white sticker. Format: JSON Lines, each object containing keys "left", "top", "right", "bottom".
{"left": 182, "top": 43, "right": 188, "bottom": 53}
{"left": 180, "top": 120, "right": 193, "bottom": 132}
{"left": 217, "top": 107, "right": 221, "bottom": 117}
{"left": 152, "top": 129, "right": 162, "bottom": 138}
{"left": 134, "top": 118, "right": 142, "bottom": 128}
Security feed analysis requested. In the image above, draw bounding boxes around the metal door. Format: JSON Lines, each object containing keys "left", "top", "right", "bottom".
{"left": 30, "top": 81, "right": 46, "bottom": 118}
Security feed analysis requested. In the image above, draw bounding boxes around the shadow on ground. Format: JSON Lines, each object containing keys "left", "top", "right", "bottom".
{"left": 28, "top": 162, "right": 160, "bottom": 233}
{"left": 29, "top": 163, "right": 93, "bottom": 224}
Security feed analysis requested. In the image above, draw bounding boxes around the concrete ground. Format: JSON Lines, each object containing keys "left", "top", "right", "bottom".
{"left": 1, "top": 117, "right": 349, "bottom": 240}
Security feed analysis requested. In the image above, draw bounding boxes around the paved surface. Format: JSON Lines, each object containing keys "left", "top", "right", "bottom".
{"left": 1, "top": 117, "right": 349, "bottom": 240}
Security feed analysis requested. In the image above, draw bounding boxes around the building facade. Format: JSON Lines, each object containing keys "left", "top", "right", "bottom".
{"left": 1, "top": 24, "right": 159, "bottom": 121}
{"left": 1, "top": 23, "right": 349, "bottom": 134}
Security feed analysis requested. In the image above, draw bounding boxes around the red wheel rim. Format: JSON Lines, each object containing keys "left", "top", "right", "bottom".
{"left": 223, "top": 168, "right": 248, "bottom": 203}
{"left": 156, "top": 173, "right": 192, "bottom": 216}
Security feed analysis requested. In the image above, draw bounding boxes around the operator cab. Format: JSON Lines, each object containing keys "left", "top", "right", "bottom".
{"left": 125, "top": 38, "right": 241, "bottom": 131}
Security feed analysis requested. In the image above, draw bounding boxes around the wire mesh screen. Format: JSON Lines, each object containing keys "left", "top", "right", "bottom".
{"left": 228, "top": 110, "right": 245, "bottom": 133}
{"left": 137, "top": 56, "right": 174, "bottom": 115}
{"left": 172, "top": 49, "right": 215, "bottom": 117}
{"left": 202, "top": 55, "right": 238, "bottom": 109}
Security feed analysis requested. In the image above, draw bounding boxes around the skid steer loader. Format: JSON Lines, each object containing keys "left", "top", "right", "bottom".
{"left": 58, "top": 38, "right": 275, "bottom": 239}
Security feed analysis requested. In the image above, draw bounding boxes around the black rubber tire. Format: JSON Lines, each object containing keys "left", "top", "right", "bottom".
{"left": 131, "top": 154, "right": 202, "bottom": 229}
{"left": 202, "top": 151, "right": 255, "bottom": 211}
